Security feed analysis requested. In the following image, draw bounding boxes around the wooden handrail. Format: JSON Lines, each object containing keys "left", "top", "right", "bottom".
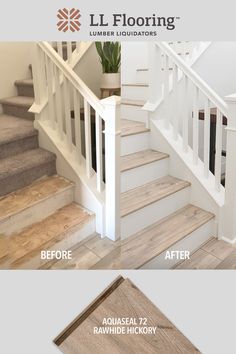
{"left": 38, "top": 42, "right": 105, "bottom": 118}
{"left": 156, "top": 42, "right": 229, "bottom": 118}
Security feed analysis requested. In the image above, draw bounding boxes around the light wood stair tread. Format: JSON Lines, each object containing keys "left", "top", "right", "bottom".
{"left": 0, "top": 96, "right": 34, "bottom": 108}
{"left": 0, "top": 175, "right": 74, "bottom": 222}
{"left": 0, "top": 203, "right": 94, "bottom": 268}
{"left": 0, "top": 114, "right": 37, "bottom": 145}
{"left": 0, "top": 148, "right": 56, "bottom": 180}
{"left": 121, "top": 119, "right": 149, "bottom": 136}
{"left": 15, "top": 79, "right": 33, "bottom": 87}
{"left": 121, "top": 175, "right": 191, "bottom": 217}
{"left": 121, "top": 204, "right": 214, "bottom": 269}
{"left": 121, "top": 149, "right": 169, "bottom": 172}
{"left": 137, "top": 68, "right": 149, "bottom": 72}
{"left": 122, "top": 83, "right": 149, "bottom": 87}
{"left": 121, "top": 98, "right": 145, "bottom": 107}
{"left": 55, "top": 277, "right": 199, "bottom": 353}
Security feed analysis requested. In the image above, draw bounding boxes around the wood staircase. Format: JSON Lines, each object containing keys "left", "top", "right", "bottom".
{"left": 0, "top": 67, "right": 96, "bottom": 269}
{"left": 119, "top": 67, "right": 216, "bottom": 269}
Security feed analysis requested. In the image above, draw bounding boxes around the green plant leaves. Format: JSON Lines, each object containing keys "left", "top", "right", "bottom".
{"left": 95, "top": 42, "right": 121, "bottom": 73}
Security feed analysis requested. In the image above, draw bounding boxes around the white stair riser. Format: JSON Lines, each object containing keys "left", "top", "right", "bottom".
{"left": 0, "top": 186, "right": 74, "bottom": 236}
{"left": 141, "top": 219, "right": 215, "bottom": 269}
{"left": 122, "top": 86, "right": 148, "bottom": 100}
{"left": 121, "top": 187, "right": 190, "bottom": 239}
{"left": 16, "top": 217, "right": 96, "bottom": 269}
{"left": 121, "top": 132, "right": 150, "bottom": 156}
{"left": 136, "top": 70, "right": 149, "bottom": 83}
{"left": 121, "top": 158, "right": 169, "bottom": 192}
{"left": 121, "top": 104, "right": 147, "bottom": 122}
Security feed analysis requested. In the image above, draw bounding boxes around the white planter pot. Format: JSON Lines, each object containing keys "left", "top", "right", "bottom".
{"left": 101, "top": 73, "right": 121, "bottom": 89}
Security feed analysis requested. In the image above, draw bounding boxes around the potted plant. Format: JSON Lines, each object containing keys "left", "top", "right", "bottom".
{"left": 95, "top": 42, "right": 121, "bottom": 90}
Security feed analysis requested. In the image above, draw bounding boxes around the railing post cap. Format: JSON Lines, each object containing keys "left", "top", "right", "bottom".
{"left": 225, "top": 93, "right": 236, "bottom": 103}
{"left": 100, "top": 95, "right": 121, "bottom": 106}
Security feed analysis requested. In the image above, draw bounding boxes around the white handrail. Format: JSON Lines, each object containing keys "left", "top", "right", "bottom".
{"left": 38, "top": 42, "right": 105, "bottom": 118}
{"left": 156, "top": 42, "right": 229, "bottom": 118}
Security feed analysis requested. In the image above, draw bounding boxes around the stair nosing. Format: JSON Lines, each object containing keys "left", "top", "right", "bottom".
{"left": 122, "top": 83, "right": 149, "bottom": 87}
{"left": 121, "top": 176, "right": 191, "bottom": 218}
{"left": 121, "top": 150, "right": 169, "bottom": 172}
{"left": 121, "top": 99, "right": 145, "bottom": 107}
{"left": 122, "top": 204, "right": 215, "bottom": 269}
{"left": 121, "top": 127, "right": 150, "bottom": 137}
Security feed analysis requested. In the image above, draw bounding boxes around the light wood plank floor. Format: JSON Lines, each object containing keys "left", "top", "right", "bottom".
{"left": 174, "top": 238, "right": 236, "bottom": 269}
{"left": 41, "top": 233, "right": 120, "bottom": 270}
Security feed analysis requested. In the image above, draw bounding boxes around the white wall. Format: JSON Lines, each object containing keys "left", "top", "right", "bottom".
{"left": 121, "top": 42, "right": 148, "bottom": 84}
{"left": 0, "top": 42, "right": 33, "bottom": 100}
{"left": 193, "top": 42, "right": 236, "bottom": 97}
{"left": 74, "top": 43, "right": 103, "bottom": 98}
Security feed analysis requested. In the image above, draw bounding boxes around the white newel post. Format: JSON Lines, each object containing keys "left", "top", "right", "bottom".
{"left": 221, "top": 94, "right": 236, "bottom": 243}
{"left": 101, "top": 96, "right": 121, "bottom": 241}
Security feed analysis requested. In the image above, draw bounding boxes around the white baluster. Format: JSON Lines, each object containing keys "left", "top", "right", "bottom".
{"left": 63, "top": 77, "right": 73, "bottom": 151}
{"left": 182, "top": 75, "right": 189, "bottom": 152}
{"left": 214, "top": 109, "right": 223, "bottom": 191}
{"left": 67, "top": 42, "right": 72, "bottom": 62}
{"left": 95, "top": 112, "right": 103, "bottom": 192}
{"left": 76, "top": 42, "right": 80, "bottom": 52}
{"left": 204, "top": 98, "right": 210, "bottom": 178}
{"left": 84, "top": 98, "right": 93, "bottom": 178}
{"left": 193, "top": 86, "right": 199, "bottom": 164}
{"left": 164, "top": 54, "right": 170, "bottom": 129}
{"left": 54, "top": 66, "right": 63, "bottom": 139}
{"left": 73, "top": 88, "right": 82, "bottom": 162}
{"left": 57, "top": 42, "right": 63, "bottom": 58}
{"left": 172, "top": 64, "right": 178, "bottom": 140}
{"left": 45, "top": 56, "right": 55, "bottom": 129}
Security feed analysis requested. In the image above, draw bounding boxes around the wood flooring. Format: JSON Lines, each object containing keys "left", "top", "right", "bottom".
{"left": 55, "top": 276, "right": 200, "bottom": 354}
{"left": 175, "top": 238, "right": 236, "bottom": 269}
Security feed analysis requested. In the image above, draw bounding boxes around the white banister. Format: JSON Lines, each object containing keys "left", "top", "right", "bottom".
{"left": 156, "top": 42, "right": 228, "bottom": 118}
{"left": 102, "top": 96, "right": 121, "bottom": 241}
{"left": 221, "top": 94, "right": 236, "bottom": 242}
{"left": 31, "top": 42, "right": 121, "bottom": 241}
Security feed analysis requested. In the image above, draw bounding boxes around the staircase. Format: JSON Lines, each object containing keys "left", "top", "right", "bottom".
{"left": 120, "top": 49, "right": 216, "bottom": 269}
{"left": 0, "top": 50, "right": 96, "bottom": 269}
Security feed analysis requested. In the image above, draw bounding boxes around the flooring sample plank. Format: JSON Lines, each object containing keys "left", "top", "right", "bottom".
{"left": 55, "top": 277, "right": 200, "bottom": 354}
